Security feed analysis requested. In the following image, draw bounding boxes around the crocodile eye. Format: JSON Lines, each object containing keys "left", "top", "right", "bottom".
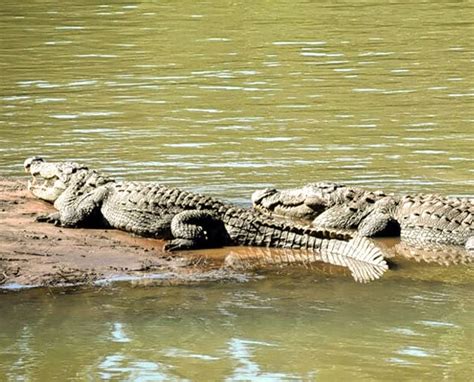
{"left": 261, "top": 188, "right": 277, "bottom": 197}
{"left": 251, "top": 188, "right": 278, "bottom": 204}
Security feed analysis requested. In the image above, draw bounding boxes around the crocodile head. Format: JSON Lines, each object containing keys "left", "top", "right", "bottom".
{"left": 24, "top": 156, "right": 89, "bottom": 202}
{"left": 251, "top": 183, "right": 345, "bottom": 221}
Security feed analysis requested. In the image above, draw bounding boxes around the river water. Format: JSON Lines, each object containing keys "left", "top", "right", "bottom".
{"left": 1, "top": 1, "right": 473, "bottom": 380}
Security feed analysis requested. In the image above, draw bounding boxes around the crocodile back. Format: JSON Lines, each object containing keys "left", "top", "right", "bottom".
{"left": 101, "top": 182, "right": 228, "bottom": 237}
{"left": 398, "top": 195, "right": 473, "bottom": 245}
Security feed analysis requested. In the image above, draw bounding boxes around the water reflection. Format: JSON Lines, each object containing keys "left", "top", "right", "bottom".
{"left": 392, "top": 241, "right": 474, "bottom": 266}
{"left": 6, "top": 326, "right": 36, "bottom": 382}
{"left": 98, "top": 354, "right": 173, "bottom": 381}
{"left": 110, "top": 322, "right": 131, "bottom": 343}
{"left": 223, "top": 245, "right": 388, "bottom": 283}
{"left": 225, "top": 339, "right": 300, "bottom": 381}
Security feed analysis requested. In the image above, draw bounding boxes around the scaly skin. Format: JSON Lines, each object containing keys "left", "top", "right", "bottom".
{"left": 252, "top": 183, "right": 391, "bottom": 231}
{"left": 24, "top": 158, "right": 387, "bottom": 276}
{"left": 360, "top": 194, "right": 473, "bottom": 247}
{"left": 252, "top": 182, "right": 474, "bottom": 252}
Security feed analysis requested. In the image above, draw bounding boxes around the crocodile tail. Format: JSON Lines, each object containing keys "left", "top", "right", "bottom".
{"left": 265, "top": 222, "right": 389, "bottom": 281}
{"left": 309, "top": 235, "right": 388, "bottom": 282}
{"left": 225, "top": 236, "right": 388, "bottom": 283}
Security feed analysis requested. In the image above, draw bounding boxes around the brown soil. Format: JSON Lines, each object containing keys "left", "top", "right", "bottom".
{"left": 0, "top": 178, "right": 253, "bottom": 289}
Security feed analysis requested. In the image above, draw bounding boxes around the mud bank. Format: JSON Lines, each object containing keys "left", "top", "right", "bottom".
{"left": 0, "top": 178, "right": 256, "bottom": 290}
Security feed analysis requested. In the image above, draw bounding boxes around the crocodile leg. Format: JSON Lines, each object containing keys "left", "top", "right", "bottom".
{"left": 312, "top": 205, "right": 365, "bottom": 230}
{"left": 165, "top": 210, "right": 230, "bottom": 251}
{"left": 39, "top": 186, "right": 108, "bottom": 228}
{"left": 358, "top": 211, "right": 401, "bottom": 237}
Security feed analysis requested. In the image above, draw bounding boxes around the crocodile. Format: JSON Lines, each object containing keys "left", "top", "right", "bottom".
{"left": 252, "top": 182, "right": 474, "bottom": 252}
{"left": 23, "top": 157, "right": 388, "bottom": 277}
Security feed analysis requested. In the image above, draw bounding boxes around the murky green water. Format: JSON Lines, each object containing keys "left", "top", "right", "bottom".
{"left": 1, "top": 276, "right": 473, "bottom": 381}
{"left": 1, "top": 1, "right": 473, "bottom": 380}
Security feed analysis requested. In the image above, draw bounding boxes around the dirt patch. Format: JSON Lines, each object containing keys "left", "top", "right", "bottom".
{"left": 0, "top": 178, "right": 251, "bottom": 290}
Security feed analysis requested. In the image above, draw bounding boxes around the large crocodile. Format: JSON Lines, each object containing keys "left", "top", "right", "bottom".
{"left": 23, "top": 157, "right": 388, "bottom": 280}
{"left": 252, "top": 182, "right": 474, "bottom": 252}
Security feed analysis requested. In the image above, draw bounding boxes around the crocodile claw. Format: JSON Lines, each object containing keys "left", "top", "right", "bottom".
{"left": 164, "top": 239, "right": 199, "bottom": 252}
{"left": 36, "top": 213, "right": 61, "bottom": 226}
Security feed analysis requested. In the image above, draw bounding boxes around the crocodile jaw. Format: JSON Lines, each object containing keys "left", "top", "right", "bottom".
{"left": 27, "top": 177, "right": 66, "bottom": 202}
